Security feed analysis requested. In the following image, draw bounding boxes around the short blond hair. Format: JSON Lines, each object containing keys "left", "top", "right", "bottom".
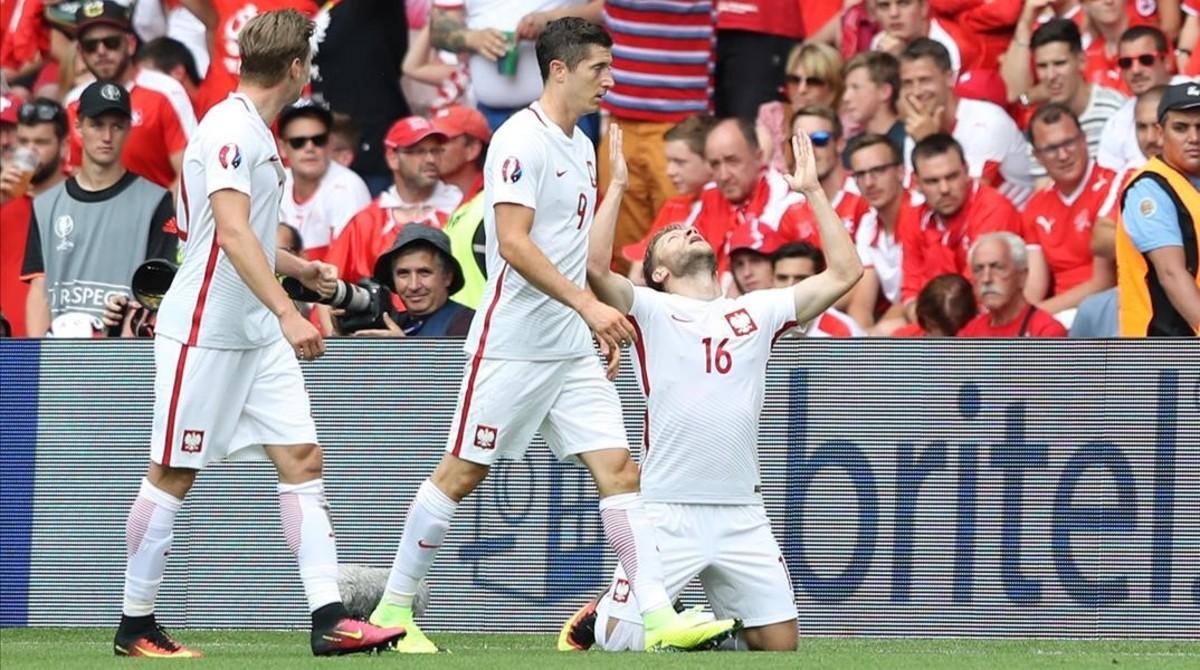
{"left": 237, "top": 9, "right": 314, "bottom": 87}
{"left": 785, "top": 42, "right": 844, "bottom": 105}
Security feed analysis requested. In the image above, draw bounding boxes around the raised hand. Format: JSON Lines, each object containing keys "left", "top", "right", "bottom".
{"left": 608, "top": 122, "right": 628, "bottom": 189}
{"left": 783, "top": 131, "right": 821, "bottom": 195}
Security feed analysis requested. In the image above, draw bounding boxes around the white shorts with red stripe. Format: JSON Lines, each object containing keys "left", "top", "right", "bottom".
{"left": 595, "top": 503, "right": 797, "bottom": 649}
{"left": 445, "top": 354, "right": 628, "bottom": 466}
{"left": 150, "top": 335, "right": 318, "bottom": 469}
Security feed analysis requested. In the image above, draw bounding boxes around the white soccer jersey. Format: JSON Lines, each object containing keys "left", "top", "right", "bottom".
{"left": 628, "top": 285, "right": 797, "bottom": 505}
{"left": 855, "top": 209, "right": 902, "bottom": 304}
{"left": 464, "top": 102, "right": 597, "bottom": 360}
{"left": 156, "top": 93, "right": 286, "bottom": 349}
{"left": 904, "top": 98, "right": 1035, "bottom": 208}
{"left": 280, "top": 161, "right": 372, "bottom": 253}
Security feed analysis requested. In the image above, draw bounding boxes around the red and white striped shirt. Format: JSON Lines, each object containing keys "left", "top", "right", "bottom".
{"left": 602, "top": 0, "right": 715, "bottom": 123}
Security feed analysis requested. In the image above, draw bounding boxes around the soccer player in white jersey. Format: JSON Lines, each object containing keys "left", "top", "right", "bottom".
{"left": 112, "top": 10, "right": 405, "bottom": 658}
{"left": 369, "top": 17, "right": 738, "bottom": 654}
{"left": 558, "top": 128, "right": 865, "bottom": 652}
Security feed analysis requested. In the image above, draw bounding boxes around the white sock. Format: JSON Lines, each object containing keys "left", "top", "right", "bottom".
{"left": 381, "top": 480, "right": 457, "bottom": 608}
{"left": 123, "top": 478, "right": 182, "bottom": 617}
{"left": 599, "top": 493, "right": 670, "bottom": 615}
{"left": 278, "top": 479, "right": 342, "bottom": 613}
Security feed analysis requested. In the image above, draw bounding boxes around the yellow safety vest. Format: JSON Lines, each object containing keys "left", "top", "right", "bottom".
{"left": 444, "top": 192, "right": 486, "bottom": 310}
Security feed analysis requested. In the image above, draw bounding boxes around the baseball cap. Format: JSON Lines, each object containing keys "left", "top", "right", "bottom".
{"left": 384, "top": 116, "right": 448, "bottom": 149}
{"left": 432, "top": 105, "right": 492, "bottom": 143}
{"left": 1157, "top": 82, "right": 1200, "bottom": 122}
{"left": 727, "top": 222, "right": 785, "bottom": 258}
{"left": 0, "top": 93, "right": 21, "bottom": 125}
{"left": 74, "top": 0, "right": 133, "bottom": 36}
{"left": 373, "top": 223, "right": 465, "bottom": 295}
{"left": 278, "top": 99, "right": 333, "bottom": 134}
{"left": 78, "top": 80, "right": 131, "bottom": 119}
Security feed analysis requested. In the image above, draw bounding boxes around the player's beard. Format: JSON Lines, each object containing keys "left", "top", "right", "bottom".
{"left": 673, "top": 245, "right": 717, "bottom": 281}
{"left": 33, "top": 157, "right": 61, "bottom": 185}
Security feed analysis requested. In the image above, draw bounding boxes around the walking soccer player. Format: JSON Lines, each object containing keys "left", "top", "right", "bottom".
{"left": 368, "top": 17, "right": 739, "bottom": 653}
{"left": 557, "top": 127, "right": 864, "bottom": 652}
{"left": 112, "top": 10, "right": 405, "bottom": 658}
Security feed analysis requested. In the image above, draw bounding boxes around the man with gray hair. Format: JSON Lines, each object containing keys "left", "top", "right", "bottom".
{"left": 957, "top": 232, "right": 1068, "bottom": 337}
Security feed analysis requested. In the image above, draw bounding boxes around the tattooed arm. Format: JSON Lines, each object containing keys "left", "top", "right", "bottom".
{"left": 430, "top": 6, "right": 509, "bottom": 61}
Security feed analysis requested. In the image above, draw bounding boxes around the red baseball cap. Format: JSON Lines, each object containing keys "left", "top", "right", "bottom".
{"left": 432, "top": 105, "right": 492, "bottom": 143}
{"left": 728, "top": 222, "right": 785, "bottom": 257}
{"left": 0, "top": 93, "right": 22, "bottom": 125}
{"left": 384, "top": 116, "right": 448, "bottom": 149}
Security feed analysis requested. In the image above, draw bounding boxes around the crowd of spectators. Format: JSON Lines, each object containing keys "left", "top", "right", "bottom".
{"left": 1, "top": 0, "right": 1197, "bottom": 339}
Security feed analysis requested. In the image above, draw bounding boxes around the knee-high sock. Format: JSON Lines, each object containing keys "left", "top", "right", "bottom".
{"left": 599, "top": 493, "right": 670, "bottom": 616}
{"left": 278, "top": 479, "right": 342, "bottom": 613}
{"left": 381, "top": 479, "right": 458, "bottom": 608}
{"left": 123, "top": 478, "right": 182, "bottom": 617}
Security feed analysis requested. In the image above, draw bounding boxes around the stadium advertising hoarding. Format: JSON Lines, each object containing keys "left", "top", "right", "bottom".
{"left": 0, "top": 339, "right": 1196, "bottom": 635}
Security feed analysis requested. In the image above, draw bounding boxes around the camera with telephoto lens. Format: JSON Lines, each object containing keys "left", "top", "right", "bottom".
{"left": 281, "top": 276, "right": 397, "bottom": 334}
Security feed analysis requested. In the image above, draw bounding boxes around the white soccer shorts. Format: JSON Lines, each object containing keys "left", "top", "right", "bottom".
{"left": 445, "top": 354, "right": 629, "bottom": 465}
{"left": 595, "top": 502, "right": 797, "bottom": 647}
{"left": 150, "top": 335, "right": 319, "bottom": 469}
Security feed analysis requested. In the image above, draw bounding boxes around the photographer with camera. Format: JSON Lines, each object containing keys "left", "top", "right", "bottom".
{"left": 351, "top": 224, "right": 474, "bottom": 337}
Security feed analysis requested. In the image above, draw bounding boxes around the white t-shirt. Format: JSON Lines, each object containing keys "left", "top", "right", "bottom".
{"left": 1097, "top": 75, "right": 1193, "bottom": 172}
{"left": 280, "top": 161, "right": 372, "bottom": 252}
{"left": 433, "top": 0, "right": 584, "bottom": 108}
{"left": 854, "top": 208, "right": 903, "bottom": 305}
{"left": 464, "top": 102, "right": 597, "bottom": 360}
{"left": 156, "top": 93, "right": 286, "bottom": 349}
{"left": 904, "top": 98, "right": 1035, "bottom": 208}
{"left": 628, "top": 285, "right": 798, "bottom": 505}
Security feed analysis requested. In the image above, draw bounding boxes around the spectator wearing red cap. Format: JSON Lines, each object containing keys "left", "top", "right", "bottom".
{"left": 727, "top": 221, "right": 784, "bottom": 296}
{"left": 622, "top": 114, "right": 715, "bottom": 284}
{"left": 1022, "top": 103, "right": 1119, "bottom": 323}
{"left": 958, "top": 232, "right": 1068, "bottom": 336}
{"left": 277, "top": 101, "right": 372, "bottom": 262}
{"left": 776, "top": 106, "right": 870, "bottom": 250}
{"left": 692, "top": 118, "right": 802, "bottom": 277}
{"left": 189, "top": 0, "right": 319, "bottom": 118}
{"left": 64, "top": 0, "right": 197, "bottom": 190}
{"left": 324, "top": 117, "right": 463, "bottom": 291}
{"left": 898, "top": 134, "right": 1022, "bottom": 318}
{"left": 433, "top": 104, "right": 492, "bottom": 309}
{"left": 898, "top": 39, "right": 1035, "bottom": 208}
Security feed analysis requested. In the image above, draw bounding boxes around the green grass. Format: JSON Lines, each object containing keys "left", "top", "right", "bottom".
{"left": 1, "top": 629, "right": 1196, "bottom": 669}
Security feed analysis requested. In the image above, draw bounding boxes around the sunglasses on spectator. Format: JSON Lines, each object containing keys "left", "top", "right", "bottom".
{"left": 807, "top": 131, "right": 834, "bottom": 147}
{"left": 80, "top": 35, "right": 125, "bottom": 54}
{"left": 1117, "top": 53, "right": 1164, "bottom": 69}
{"left": 19, "top": 101, "right": 63, "bottom": 124}
{"left": 786, "top": 74, "right": 827, "bottom": 88}
{"left": 285, "top": 133, "right": 329, "bottom": 150}
{"left": 850, "top": 162, "right": 900, "bottom": 181}
{"left": 1034, "top": 133, "right": 1084, "bottom": 157}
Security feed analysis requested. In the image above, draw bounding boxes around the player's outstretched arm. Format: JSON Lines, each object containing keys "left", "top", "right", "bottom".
{"left": 495, "top": 203, "right": 637, "bottom": 357}
{"left": 782, "top": 132, "right": 864, "bottom": 324}
{"left": 276, "top": 249, "right": 339, "bottom": 299}
{"left": 212, "top": 189, "right": 325, "bottom": 359}
{"left": 586, "top": 122, "right": 634, "bottom": 315}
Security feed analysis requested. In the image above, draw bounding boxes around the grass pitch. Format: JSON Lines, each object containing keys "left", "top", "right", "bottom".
{"left": 1, "top": 629, "right": 1196, "bottom": 669}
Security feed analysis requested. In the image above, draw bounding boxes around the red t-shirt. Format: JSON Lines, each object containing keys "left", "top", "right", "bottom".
{"left": 67, "top": 69, "right": 194, "bottom": 188}
{"left": 1020, "top": 163, "right": 1121, "bottom": 296}
{"left": 195, "top": 0, "right": 319, "bottom": 118}
{"left": 776, "top": 178, "right": 870, "bottom": 247}
{"left": 0, "top": 195, "right": 32, "bottom": 337}
{"left": 898, "top": 182, "right": 1022, "bottom": 302}
{"left": 958, "top": 304, "right": 1068, "bottom": 337}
